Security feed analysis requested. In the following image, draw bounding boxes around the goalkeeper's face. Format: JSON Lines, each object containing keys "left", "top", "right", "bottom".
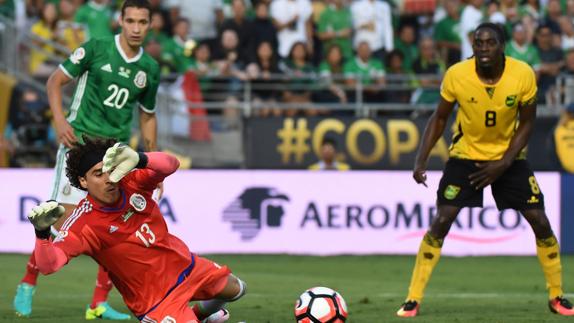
{"left": 79, "top": 161, "right": 121, "bottom": 206}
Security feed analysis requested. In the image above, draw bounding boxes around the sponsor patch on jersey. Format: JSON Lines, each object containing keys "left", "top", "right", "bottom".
{"left": 54, "top": 230, "right": 68, "bottom": 242}
{"left": 129, "top": 193, "right": 146, "bottom": 212}
{"left": 70, "top": 47, "right": 85, "bottom": 64}
{"left": 444, "top": 185, "right": 461, "bottom": 200}
{"left": 134, "top": 71, "right": 147, "bottom": 88}
{"left": 505, "top": 95, "right": 517, "bottom": 107}
{"left": 109, "top": 225, "right": 119, "bottom": 233}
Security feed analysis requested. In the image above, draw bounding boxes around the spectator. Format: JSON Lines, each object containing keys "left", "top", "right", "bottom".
{"left": 55, "top": 0, "right": 85, "bottom": 52}
{"left": 535, "top": 24, "right": 565, "bottom": 104}
{"left": 553, "top": 103, "right": 574, "bottom": 173}
{"left": 316, "top": 44, "right": 348, "bottom": 104}
{"left": 279, "top": 41, "right": 316, "bottom": 116}
{"left": 246, "top": 41, "right": 282, "bottom": 117}
{"left": 460, "top": 0, "right": 484, "bottom": 60}
{"left": 540, "top": 0, "right": 562, "bottom": 44}
{"left": 189, "top": 42, "right": 220, "bottom": 101}
{"left": 505, "top": 22, "right": 541, "bottom": 68}
{"left": 162, "top": 18, "right": 194, "bottom": 73}
{"left": 252, "top": 1, "right": 278, "bottom": 53}
{"left": 385, "top": 49, "right": 412, "bottom": 104}
{"left": 394, "top": 24, "right": 419, "bottom": 73}
{"left": 149, "top": 0, "right": 173, "bottom": 36}
{"left": 190, "top": 42, "right": 219, "bottom": 78}
{"left": 29, "top": 2, "right": 58, "bottom": 78}
{"left": 344, "top": 41, "right": 385, "bottom": 103}
{"left": 220, "top": 0, "right": 256, "bottom": 64}
{"left": 559, "top": 16, "right": 574, "bottom": 50}
{"left": 214, "top": 29, "right": 249, "bottom": 95}
{"left": 316, "top": 0, "right": 353, "bottom": 59}
{"left": 487, "top": 0, "right": 506, "bottom": 25}
{"left": 270, "top": 0, "right": 313, "bottom": 58}
{"left": 308, "top": 137, "right": 350, "bottom": 170}
{"left": 166, "top": 0, "right": 224, "bottom": 51}
{"left": 146, "top": 10, "right": 170, "bottom": 47}
{"left": 74, "top": 0, "right": 113, "bottom": 39}
{"left": 433, "top": 0, "right": 462, "bottom": 67}
{"left": 411, "top": 37, "right": 444, "bottom": 104}
{"left": 351, "top": 0, "right": 394, "bottom": 61}
{"left": 500, "top": 0, "right": 520, "bottom": 26}
{"left": 520, "top": 0, "right": 542, "bottom": 21}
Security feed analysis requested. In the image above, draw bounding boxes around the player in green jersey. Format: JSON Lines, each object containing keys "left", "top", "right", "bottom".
{"left": 13, "top": 0, "right": 160, "bottom": 320}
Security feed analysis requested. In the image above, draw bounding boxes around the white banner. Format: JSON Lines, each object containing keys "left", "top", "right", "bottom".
{"left": 0, "top": 169, "right": 561, "bottom": 256}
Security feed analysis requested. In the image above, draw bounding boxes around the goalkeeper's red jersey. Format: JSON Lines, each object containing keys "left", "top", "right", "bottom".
{"left": 52, "top": 157, "right": 192, "bottom": 317}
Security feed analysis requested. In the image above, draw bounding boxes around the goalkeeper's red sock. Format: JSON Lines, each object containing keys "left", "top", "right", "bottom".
{"left": 21, "top": 252, "right": 39, "bottom": 286}
{"left": 90, "top": 266, "right": 113, "bottom": 309}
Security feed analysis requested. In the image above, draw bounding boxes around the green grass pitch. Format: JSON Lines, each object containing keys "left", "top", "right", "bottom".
{"left": 1, "top": 254, "right": 573, "bottom": 322}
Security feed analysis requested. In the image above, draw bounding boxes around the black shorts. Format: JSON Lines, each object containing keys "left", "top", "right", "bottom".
{"left": 436, "top": 158, "right": 545, "bottom": 210}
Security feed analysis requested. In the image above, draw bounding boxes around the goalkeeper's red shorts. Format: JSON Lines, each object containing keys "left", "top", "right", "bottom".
{"left": 138, "top": 255, "right": 231, "bottom": 323}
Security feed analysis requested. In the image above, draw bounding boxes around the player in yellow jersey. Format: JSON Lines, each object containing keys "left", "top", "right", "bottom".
{"left": 396, "top": 22, "right": 574, "bottom": 317}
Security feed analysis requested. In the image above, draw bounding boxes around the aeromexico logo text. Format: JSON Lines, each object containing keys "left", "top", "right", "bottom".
{"left": 300, "top": 202, "right": 526, "bottom": 230}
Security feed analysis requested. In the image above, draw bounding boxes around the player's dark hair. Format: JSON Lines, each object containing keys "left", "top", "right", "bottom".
{"left": 121, "top": 0, "right": 152, "bottom": 20}
{"left": 66, "top": 136, "right": 117, "bottom": 191}
{"left": 322, "top": 137, "right": 337, "bottom": 149}
{"left": 474, "top": 22, "right": 507, "bottom": 45}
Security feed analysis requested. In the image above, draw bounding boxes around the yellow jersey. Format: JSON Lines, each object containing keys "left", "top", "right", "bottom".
{"left": 440, "top": 56, "right": 537, "bottom": 161}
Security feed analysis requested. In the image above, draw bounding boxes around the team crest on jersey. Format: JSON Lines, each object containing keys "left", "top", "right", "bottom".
{"left": 444, "top": 185, "right": 461, "bottom": 200}
{"left": 505, "top": 95, "right": 517, "bottom": 107}
{"left": 134, "top": 71, "right": 147, "bottom": 88}
{"left": 70, "top": 47, "right": 85, "bottom": 64}
{"left": 63, "top": 183, "right": 71, "bottom": 196}
{"left": 129, "top": 193, "right": 147, "bottom": 211}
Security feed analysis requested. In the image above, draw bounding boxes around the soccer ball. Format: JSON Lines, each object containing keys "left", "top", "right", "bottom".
{"left": 294, "top": 286, "right": 348, "bottom": 322}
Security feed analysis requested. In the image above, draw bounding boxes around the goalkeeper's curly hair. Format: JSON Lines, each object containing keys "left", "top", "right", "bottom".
{"left": 66, "top": 136, "right": 117, "bottom": 191}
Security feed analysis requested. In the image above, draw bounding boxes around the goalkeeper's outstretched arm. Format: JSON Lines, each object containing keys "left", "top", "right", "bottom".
{"left": 34, "top": 238, "right": 68, "bottom": 275}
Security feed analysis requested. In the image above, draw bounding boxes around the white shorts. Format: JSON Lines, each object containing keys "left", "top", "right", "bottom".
{"left": 50, "top": 145, "right": 87, "bottom": 205}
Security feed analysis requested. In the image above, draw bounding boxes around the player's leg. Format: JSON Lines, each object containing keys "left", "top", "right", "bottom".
{"left": 13, "top": 253, "right": 39, "bottom": 317}
{"left": 398, "top": 159, "right": 483, "bottom": 317}
{"left": 521, "top": 209, "right": 573, "bottom": 315}
{"left": 492, "top": 160, "right": 573, "bottom": 315}
{"left": 190, "top": 256, "right": 246, "bottom": 323}
{"left": 85, "top": 266, "right": 131, "bottom": 320}
{"left": 192, "top": 275, "right": 246, "bottom": 323}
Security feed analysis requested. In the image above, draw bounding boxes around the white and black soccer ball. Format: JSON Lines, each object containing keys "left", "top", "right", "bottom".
{"left": 294, "top": 286, "right": 348, "bottom": 323}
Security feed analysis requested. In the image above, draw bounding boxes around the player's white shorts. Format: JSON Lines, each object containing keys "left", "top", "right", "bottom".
{"left": 50, "top": 144, "right": 87, "bottom": 205}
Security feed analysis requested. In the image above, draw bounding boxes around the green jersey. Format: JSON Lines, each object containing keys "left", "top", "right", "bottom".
{"left": 317, "top": 6, "right": 353, "bottom": 58}
{"left": 343, "top": 57, "right": 385, "bottom": 85}
{"left": 505, "top": 41, "right": 541, "bottom": 69}
{"left": 74, "top": 1, "right": 112, "bottom": 39}
{"left": 60, "top": 35, "right": 160, "bottom": 143}
{"left": 433, "top": 16, "right": 461, "bottom": 44}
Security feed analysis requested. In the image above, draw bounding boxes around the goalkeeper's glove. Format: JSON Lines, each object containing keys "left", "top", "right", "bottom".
{"left": 102, "top": 143, "right": 148, "bottom": 183}
{"left": 28, "top": 201, "right": 65, "bottom": 238}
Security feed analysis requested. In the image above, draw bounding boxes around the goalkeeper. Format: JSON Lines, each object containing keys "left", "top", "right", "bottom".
{"left": 28, "top": 137, "right": 246, "bottom": 323}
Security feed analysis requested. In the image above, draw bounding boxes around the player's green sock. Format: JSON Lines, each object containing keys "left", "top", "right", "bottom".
{"left": 406, "top": 232, "right": 443, "bottom": 303}
{"left": 536, "top": 235, "right": 563, "bottom": 299}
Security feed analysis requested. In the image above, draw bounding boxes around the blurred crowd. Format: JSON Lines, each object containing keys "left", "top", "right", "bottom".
{"left": 1, "top": 0, "right": 574, "bottom": 114}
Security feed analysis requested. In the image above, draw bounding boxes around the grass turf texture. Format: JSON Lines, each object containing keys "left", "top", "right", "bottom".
{"left": 1, "top": 254, "right": 573, "bottom": 322}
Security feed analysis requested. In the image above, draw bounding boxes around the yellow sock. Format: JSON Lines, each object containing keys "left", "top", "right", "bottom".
{"left": 406, "top": 232, "right": 443, "bottom": 303}
{"left": 536, "top": 235, "right": 563, "bottom": 299}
